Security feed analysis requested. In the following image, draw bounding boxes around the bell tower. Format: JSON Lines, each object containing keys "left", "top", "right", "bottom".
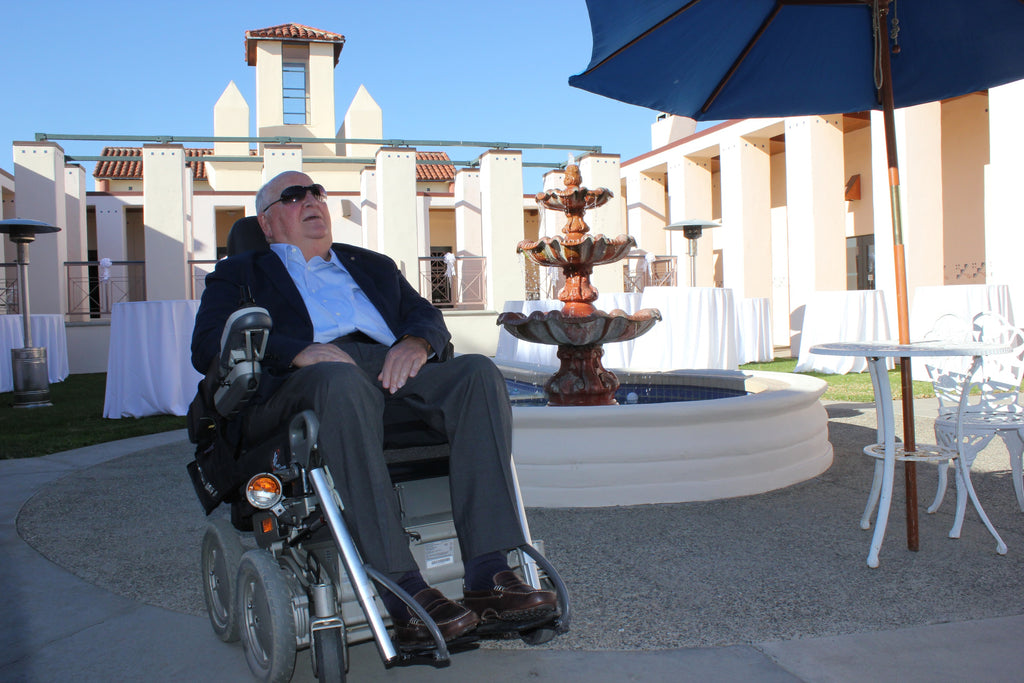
{"left": 244, "top": 24, "right": 346, "bottom": 156}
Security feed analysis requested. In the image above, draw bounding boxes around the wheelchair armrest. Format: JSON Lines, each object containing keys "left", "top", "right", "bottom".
{"left": 214, "top": 306, "right": 273, "bottom": 417}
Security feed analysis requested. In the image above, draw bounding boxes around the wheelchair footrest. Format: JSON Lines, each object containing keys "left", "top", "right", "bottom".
{"left": 474, "top": 610, "right": 562, "bottom": 639}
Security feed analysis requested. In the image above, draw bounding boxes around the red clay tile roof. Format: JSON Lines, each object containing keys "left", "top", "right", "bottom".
{"left": 93, "top": 147, "right": 217, "bottom": 181}
{"left": 93, "top": 147, "right": 455, "bottom": 183}
{"left": 416, "top": 151, "right": 455, "bottom": 182}
{"left": 245, "top": 24, "right": 346, "bottom": 66}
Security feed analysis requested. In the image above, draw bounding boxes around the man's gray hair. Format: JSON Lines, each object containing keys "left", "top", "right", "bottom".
{"left": 254, "top": 181, "right": 274, "bottom": 215}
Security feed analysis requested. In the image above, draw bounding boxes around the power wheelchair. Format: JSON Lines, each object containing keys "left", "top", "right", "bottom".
{"left": 185, "top": 218, "right": 569, "bottom": 682}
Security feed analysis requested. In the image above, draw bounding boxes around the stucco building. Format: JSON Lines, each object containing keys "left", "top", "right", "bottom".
{"left": 3, "top": 22, "right": 1024, "bottom": 377}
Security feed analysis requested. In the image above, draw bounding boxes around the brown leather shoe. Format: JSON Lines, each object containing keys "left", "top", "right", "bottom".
{"left": 462, "top": 570, "right": 557, "bottom": 622}
{"left": 392, "top": 588, "right": 480, "bottom": 644}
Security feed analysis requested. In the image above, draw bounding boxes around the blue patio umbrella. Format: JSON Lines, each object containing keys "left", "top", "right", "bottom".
{"left": 570, "top": 0, "right": 1024, "bottom": 550}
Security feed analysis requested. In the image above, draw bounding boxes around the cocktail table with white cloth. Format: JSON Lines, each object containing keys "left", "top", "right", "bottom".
{"left": 736, "top": 297, "right": 773, "bottom": 365}
{"left": 796, "top": 290, "right": 890, "bottom": 374}
{"left": 810, "top": 340, "right": 1011, "bottom": 568}
{"left": 1, "top": 314, "right": 69, "bottom": 393}
{"left": 628, "top": 286, "right": 737, "bottom": 370}
{"left": 102, "top": 300, "right": 202, "bottom": 418}
{"left": 495, "top": 292, "right": 643, "bottom": 369}
{"left": 909, "top": 284, "right": 1014, "bottom": 376}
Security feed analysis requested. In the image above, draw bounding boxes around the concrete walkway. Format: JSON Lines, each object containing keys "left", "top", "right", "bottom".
{"left": 3, "top": 399, "right": 1024, "bottom": 682}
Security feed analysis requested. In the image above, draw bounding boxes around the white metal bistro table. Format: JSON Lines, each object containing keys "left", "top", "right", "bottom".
{"left": 810, "top": 340, "right": 1011, "bottom": 568}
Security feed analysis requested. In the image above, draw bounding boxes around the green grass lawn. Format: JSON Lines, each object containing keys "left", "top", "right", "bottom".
{"left": 742, "top": 357, "right": 934, "bottom": 403}
{"left": 1, "top": 361, "right": 928, "bottom": 460}
{"left": 0, "top": 373, "right": 186, "bottom": 459}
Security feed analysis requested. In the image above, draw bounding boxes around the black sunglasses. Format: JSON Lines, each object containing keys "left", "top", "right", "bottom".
{"left": 262, "top": 184, "right": 326, "bottom": 212}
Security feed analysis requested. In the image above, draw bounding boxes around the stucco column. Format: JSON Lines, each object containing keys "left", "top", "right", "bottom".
{"left": 13, "top": 141, "right": 68, "bottom": 315}
{"left": 667, "top": 155, "right": 715, "bottom": 286}
{"left": 454, "top": 169, "right": 482, "bottom": 255}
{"left": 579, "top": 154, "right": 624, "bottom": 296}
{"left": 359, "top": 166, "right": 378, "bottom": 251}
{"left": 479, "top": 149, "right": 525, "bottom": 310}
{"left": 719, "top": 134, "right": 772, "bottom": 298}
{"left": 262, "top": 144, "right": 303, "bottom": 182}
{"left": 142, "top": 144, "right": 190, "bottom": 301}
{"left": 784, "top": 116, "right": 846, "bottom": 321}
{"left": 625, "top": 171, "right": 667, "bottom": 255}
{"left": 64, "top": 165, "right": 88, "bottom": 263}
{"left": 375, "top": 147, "right": 419, "bottom": 282}
{"left": 985, "top": 80, "right": 1024, "bottom": 304}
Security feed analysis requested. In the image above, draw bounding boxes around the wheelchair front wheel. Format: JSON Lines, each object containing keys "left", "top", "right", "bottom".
{"left": 237, "top": 550, "right": 297, "bottom": 683}
{"left": 312, "top": 628, "right": 346, "bottom": 682}
{"left": 201, "top": 518, "right": 244, "bottom": 642}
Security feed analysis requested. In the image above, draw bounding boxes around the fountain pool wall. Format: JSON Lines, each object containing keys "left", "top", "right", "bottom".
{"left": 499, "top": 363, "right": 833, "bottom": 508}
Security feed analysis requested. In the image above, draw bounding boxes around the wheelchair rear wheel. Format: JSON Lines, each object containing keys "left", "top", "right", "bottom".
{"left": 201, "top": 518, "right": 244, "bottom": 642}
{"left": 312, "top": 627, "right": 346, "bottom": 682}
{"left": 237, "top": 550, "right": 297, "bottom": 683}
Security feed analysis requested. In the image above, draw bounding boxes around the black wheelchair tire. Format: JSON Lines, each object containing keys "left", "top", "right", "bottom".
{"left": 312, "top": 628, "right": 346, "bottom": 682}
{"left": 201, "top": 518, "right": 244, "bottom": 642}
{"left": 237, "top": 550, "right": 297, "bottom": 683}
{"left": 520, "top": 625, "right": 557, "bottom": 645}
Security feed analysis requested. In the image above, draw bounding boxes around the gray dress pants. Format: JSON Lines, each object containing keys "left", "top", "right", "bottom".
{"left": 244, "top": 340, "right": 525, "bottom": 577}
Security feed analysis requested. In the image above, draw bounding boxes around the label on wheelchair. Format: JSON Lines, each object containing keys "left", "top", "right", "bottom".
{"left": 424, "top": 539, "right": 455, "bottom": 569}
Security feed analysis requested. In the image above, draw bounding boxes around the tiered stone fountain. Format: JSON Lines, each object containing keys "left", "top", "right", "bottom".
{"left": 497, "top": 161, "right": 661, "bottom": 406}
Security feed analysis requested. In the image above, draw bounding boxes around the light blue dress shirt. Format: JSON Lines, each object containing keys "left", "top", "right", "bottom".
{"left": 270, "top": 243, "right": 397, "bottom": 346}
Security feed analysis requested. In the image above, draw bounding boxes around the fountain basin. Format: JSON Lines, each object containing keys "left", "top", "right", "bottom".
{"left": 500, "top": 363, "right": 833, "bottom": 508}
{"left": 498, "top": 308, "right": 661, "bottom": 346}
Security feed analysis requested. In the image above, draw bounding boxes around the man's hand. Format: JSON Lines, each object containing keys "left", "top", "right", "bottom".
{"left": 379, "top": 336, "right": 430, "bottom": 394}
{"left": 291, "top": 343, "right": 356, "bottom": 368}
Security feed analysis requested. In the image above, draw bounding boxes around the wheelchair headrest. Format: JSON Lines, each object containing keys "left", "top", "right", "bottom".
{"left": 227, "top": 216, "right": 270, "bottom": 256}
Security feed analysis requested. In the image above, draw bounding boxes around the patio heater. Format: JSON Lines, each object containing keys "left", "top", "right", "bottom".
{"left": 665, "top": 220, "right": 719, "bottom": 287}
{"left": 0, "top": 218, "right": 61, "bottom": 408}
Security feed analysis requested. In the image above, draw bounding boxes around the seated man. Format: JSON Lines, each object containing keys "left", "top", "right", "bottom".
{"left": 191, "top": 171, "right": 555, "bottom": 644}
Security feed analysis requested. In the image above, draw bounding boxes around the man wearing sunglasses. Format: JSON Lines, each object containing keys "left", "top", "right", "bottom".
{"left": 192, "top": 171, "right": 555, "bottom": 645}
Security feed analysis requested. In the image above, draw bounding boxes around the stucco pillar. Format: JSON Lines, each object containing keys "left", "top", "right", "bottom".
{"left": 13, "top": 141, "right": 68, "bottom": 315}
{"left": 262, "top": 144, "right": 303, "bottom": 182}
{"left": 64, "top": 165, "right": 88, "bottom": 263}
{"left": 985, "top": 80, "right": 1024, "bottom": 304}
{"left": 784, "top": 116, "right": 846, "bottom": 320}
{"left": 454, "top": 169, "right": 482, "bottom": 255}
{"left": 416, "top": 195, "right": 431, "bottom": 258}
{"left": 142, "top": 144, "right": 190, "bottom": 301}
{"left": 359, "top": 166, "right": 378, "bottom": 252}
{"left": 479, "top": 149, "right": 525, "bottom": 310}
{"left": 898, "top": 102, "right": 944, "bottom": 303}
{"left": 667, "top": 155, "right": 715, "bottom": 286}
{"left": 719, "top": 134, "right": 772, "bottom": 298}
{"left": 579, "top": 154, "right": 624, "bottom": 296}
{"left": 375, "top": 147, "right": 419, "bottom": 282}
{"left": 625, "top": 171, "right": 667, "bottom": 255}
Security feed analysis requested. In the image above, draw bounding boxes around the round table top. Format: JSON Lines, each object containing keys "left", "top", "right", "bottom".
{"left": 809, "top": 340, "right": 1012, "bottom": 358}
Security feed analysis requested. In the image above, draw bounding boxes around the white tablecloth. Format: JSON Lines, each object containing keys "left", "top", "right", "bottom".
{"left": 909, "top": 284, "right": 1015, "bottom": 376}
{"left": 103, "top": 300, "right": 202, "bottom": 418}
{"left": 796, "top": 290, "right": 891, "bottom": 374}
{"left": 736, "top": 297, "right": 774, "bottom": 365}
{"left": 495, "top": 293, "right": 643, "bottom": 369}
{"left": 1, "top": 314, "right": 69, "bottom": 393}
{"left": 628, "top": 287, "right": 738, "bottom": 370}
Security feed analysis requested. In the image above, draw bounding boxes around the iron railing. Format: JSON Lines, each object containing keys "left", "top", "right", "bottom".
{"left": 65, "top": 260, "right": 146, "bottom": 318}
{"left": 622, "top": 255, "right": 677, "bottom": 292}
{"left": 418, "top": 255, "right": 487, "bottom": 309}
{"left": 1, "top": 263, "right": 18, "bottom": 314}
{"left": 189, "top": 259, "right": 219, "bottom": 300}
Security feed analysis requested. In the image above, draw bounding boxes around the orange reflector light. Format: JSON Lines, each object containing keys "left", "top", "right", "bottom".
{"left": 245, "top": 473, "right": 283, "bottom": 509}
{"left": 261, "top": 517, "right": 275, "bottom": 534}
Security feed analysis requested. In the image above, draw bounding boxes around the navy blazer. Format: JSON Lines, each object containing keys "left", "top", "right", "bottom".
{"left": 191, "top": 243, "right": 451, "bottom": 406}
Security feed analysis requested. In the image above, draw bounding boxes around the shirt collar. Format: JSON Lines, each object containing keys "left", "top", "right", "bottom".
{"left": 270, "top": 242, "right": 342, "bottom": 270}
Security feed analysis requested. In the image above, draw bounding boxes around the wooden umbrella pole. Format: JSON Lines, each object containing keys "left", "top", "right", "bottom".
{"left": 878, "top": 0, "right": 919, "bottom": 551}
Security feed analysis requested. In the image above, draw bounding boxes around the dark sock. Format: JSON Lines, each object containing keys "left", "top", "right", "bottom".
{"left": 381, "top": 570, "right": 430, "bottom": 620}
{"left": 463, "top": 551, "right": 512, "bottom": 591}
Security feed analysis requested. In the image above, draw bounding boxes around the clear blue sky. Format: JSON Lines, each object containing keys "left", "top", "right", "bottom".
{"left": 0, "top": 0, "right": 678, "bottom": 192}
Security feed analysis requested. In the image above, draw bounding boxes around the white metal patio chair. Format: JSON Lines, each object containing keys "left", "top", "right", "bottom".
{"left": 925, "top": 311, "right": 1024, "bottom": 520}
